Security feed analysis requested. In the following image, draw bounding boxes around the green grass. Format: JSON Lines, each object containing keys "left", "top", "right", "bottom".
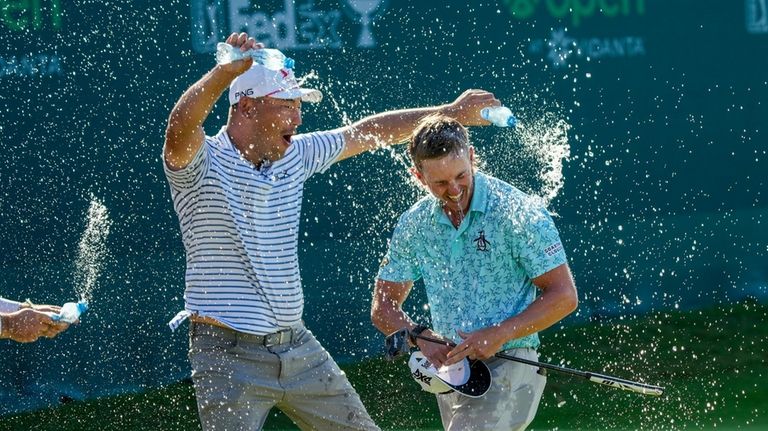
{"left": 2, "top": 300, "right": 767, "bottom": 430}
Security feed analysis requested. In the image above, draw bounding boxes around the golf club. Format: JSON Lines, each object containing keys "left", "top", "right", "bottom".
{"left": 385, "top": 328, "right": 665, "bottom": 397}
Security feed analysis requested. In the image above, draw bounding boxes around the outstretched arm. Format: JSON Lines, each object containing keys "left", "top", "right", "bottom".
{"left": 0, "top": 301, "right": 70, "bottom": 343}
{"left": 164, "top": 33, "right": 259, "bottom": 170}
{"left": 444, "top": 263, "right": 578, "bottom": 364}
{"left": 337, "top": 89, "right": 499, "bottom": 161}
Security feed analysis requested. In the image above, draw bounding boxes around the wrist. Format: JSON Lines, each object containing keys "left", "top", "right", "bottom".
{"left": 0, "top": 314, "right": 7, "bottom": 339}
{"left": 408, "top": 324, "right": 428, "bottom": 347}
{"left": 213, "top": 64, "right": 245, "bottom": 80}
{"left": 498, "top": 319, "right": 522, "bottom": 344}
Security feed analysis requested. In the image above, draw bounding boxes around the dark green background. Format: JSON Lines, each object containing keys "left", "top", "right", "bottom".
{"left": 1, "top": 0, "right": 765, "bottom": 415}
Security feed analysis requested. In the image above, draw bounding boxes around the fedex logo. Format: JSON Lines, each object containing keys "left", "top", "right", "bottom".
{"left": 190, "top": 0, "right": 389, "bottom": 53}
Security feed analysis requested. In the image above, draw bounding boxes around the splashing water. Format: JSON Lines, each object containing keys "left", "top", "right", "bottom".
{"left": 478, "top": 109, "right": 571, "bottom": 209}
{"left": 296, "top": 70, "right": 319, "bottom": 88}
{"left": 516, "top": 113, "right": 571, "bottom": 206}
{"left": 72, "top": 196, "right": 111, "bottom": 303}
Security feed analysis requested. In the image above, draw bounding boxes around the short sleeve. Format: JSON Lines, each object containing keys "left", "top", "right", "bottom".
{"left": 0, "top": 297, "right": 21, "bottom": 313}
{"left": 292, "top": 130, "right": 345, "bottom": 179}
{"left": 511, "top": 206, "right": 568, "bottom": 279}
{"left": 164, "top": 137, "right": 211, "bottom": 191}
{"left": 377, "top": 215, "right": 422, "bottom": 283}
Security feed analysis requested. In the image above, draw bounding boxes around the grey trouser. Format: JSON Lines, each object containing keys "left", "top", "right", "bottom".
{"left": 188, "top": 322, "right": 380, "bottom": 431}
{"left": 436, "top": 348, "right": 546, "bottom": 431}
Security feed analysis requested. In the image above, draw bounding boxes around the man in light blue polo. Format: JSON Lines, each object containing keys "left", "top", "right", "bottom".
{"left": 372, "top": 114, "right": 578, "bottom": 431}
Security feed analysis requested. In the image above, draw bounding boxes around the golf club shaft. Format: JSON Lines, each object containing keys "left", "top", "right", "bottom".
{"left": 411, "top": 333, "right": 665, "bottom": 397}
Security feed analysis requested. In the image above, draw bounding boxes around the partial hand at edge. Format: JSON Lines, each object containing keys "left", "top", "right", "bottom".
{"left": 3, "top": 308, "right": 70, "bottom": 343}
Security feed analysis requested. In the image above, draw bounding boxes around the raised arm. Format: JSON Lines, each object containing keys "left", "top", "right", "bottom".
{"left": 164, "top": 33, "right": 259, "bottom": 170}
{"left": 444, "top": 263, "right": 578, "bottom": 365}
{"left": 337, "top": 89, "right": 499, "bottom": 161}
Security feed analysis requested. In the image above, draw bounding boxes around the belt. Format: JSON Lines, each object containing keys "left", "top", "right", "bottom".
{"left": 251, "top": 327, "right": 297, "bottom": 347}
{"left": 190, "top": 315, "right": 300, "bottom": 347}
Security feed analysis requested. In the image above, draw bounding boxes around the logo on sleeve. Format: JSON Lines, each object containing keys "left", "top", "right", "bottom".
{"left": 544, "top": 242, "right": 563, "bottom": 256}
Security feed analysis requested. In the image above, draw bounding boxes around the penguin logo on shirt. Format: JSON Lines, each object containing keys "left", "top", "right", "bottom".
{"left": 473, "top": 231, "right": 491, "bottom": 252}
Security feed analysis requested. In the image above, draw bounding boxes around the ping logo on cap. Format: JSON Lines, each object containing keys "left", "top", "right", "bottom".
{"left": 234, "top": 89, "right": 254, "bottom": 101}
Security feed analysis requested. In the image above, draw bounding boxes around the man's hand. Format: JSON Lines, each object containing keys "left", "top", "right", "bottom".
{"left": 218, "top": 32, "right": 261, "bottom": 76}
{"left": 415, "top": 329, "right": 454, "bottom": 368}
{"left": 2, "top": 308, "right": 70, "bottom": 343}
{"left": 442, "top": 89, "right": 501, "bottom": 126}
{"left": 444, "top": 326, "right": 506, "bottom": 365}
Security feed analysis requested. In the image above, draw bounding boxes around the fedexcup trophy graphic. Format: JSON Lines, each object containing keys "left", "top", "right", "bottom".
{"left": 747, "top": 0, "right": 768, "bottom": 34}
{"left": 343, "top": 0, "right": 388, "bottom": 47}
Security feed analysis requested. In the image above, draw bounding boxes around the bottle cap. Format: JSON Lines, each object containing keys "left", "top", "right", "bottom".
{"left": 77, "top": 301, "right": 89, "bottom": 314}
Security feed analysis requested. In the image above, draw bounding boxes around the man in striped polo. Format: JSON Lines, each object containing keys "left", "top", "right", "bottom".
{"left": 163, "top": 32, "right": 498, "bottom": 431}
{"left": 372, "top": 114, "right": 578, "bottom": 430}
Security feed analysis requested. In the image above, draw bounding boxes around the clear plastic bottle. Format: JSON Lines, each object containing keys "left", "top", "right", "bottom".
{"left": 215, "top": 43, "right": 295, "bottom": 70}
{"left": 481, "top": 106, "right": 517, "bottom": 128}
{"left": 52, "top": 300, "right": 88, "bottom": 324}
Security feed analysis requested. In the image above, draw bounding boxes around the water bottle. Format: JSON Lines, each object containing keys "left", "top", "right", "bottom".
{"left": 481, "top": 106, "right": 517, "bottom": 128}
{"left": 52, "top": 300, "right": 88, "bottom": 324}
{"left": 215, "top": 43, "right": 295, "bottom": 70}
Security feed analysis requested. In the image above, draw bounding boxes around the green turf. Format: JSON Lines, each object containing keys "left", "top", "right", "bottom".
{"left": 2, "top": 300, "right": 766, "bottom": 430}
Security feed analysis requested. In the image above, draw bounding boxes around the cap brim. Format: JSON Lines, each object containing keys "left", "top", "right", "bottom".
{"left": 270, "top": 87, "right": 323, "bottom": 103}
{"left": 438, "top": 359, "right": 492, "bottom": 398}
{"left": 433, "top": 358, "right": 471, "bottom": 386}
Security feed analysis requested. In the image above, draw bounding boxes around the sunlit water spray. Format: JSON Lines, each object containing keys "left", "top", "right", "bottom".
{"left": 476, "top": 111, "right": 571, "bottom": 207}
{"left": 72, "top": 196, "right": 112, "bottom": 304}
{"left": 516, "top": 114, "right": 571, "bottom": 206}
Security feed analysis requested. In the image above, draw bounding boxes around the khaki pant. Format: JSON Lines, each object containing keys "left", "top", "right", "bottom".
{"left": 189, "top": 322, "right": 380, "bottom": 431}
{"left": 437, "top": 348, "right": 546, "bottom": 431}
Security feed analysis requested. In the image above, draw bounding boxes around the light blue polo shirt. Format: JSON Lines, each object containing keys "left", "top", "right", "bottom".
{"left": 378, "top": 172, "right": 567, "bottom": 351}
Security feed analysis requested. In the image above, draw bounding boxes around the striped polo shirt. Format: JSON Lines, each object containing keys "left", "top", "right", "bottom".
{"left": 165, "top": 127, "right": 344, "bottom": 335}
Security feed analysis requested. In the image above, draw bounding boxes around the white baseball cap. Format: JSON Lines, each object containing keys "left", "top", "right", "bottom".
{"left": 228, "top": 63, "right": 322, "bottom": 105}
{"left": 408, "top": 351, "right": 492, "bottom": 398}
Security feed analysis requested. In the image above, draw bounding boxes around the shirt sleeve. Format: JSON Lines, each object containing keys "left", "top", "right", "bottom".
{"left": 293, "top": 130, "right": 345, "bottom": 179}
{"left": 377, "top": 214, "right": 422, "bottom": 283}
{"left": 510, "top": 205, "right": 568, "bottom": 279}
{"left": 0, "top": 297, "right": 21, "bottom": 313}
{"left": 163, "top": 137, "right": 211, "bottom": 191}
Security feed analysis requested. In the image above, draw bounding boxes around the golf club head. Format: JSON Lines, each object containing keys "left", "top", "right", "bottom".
{"left": 384, "top": 328, "right": 411, "bottom": 360}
